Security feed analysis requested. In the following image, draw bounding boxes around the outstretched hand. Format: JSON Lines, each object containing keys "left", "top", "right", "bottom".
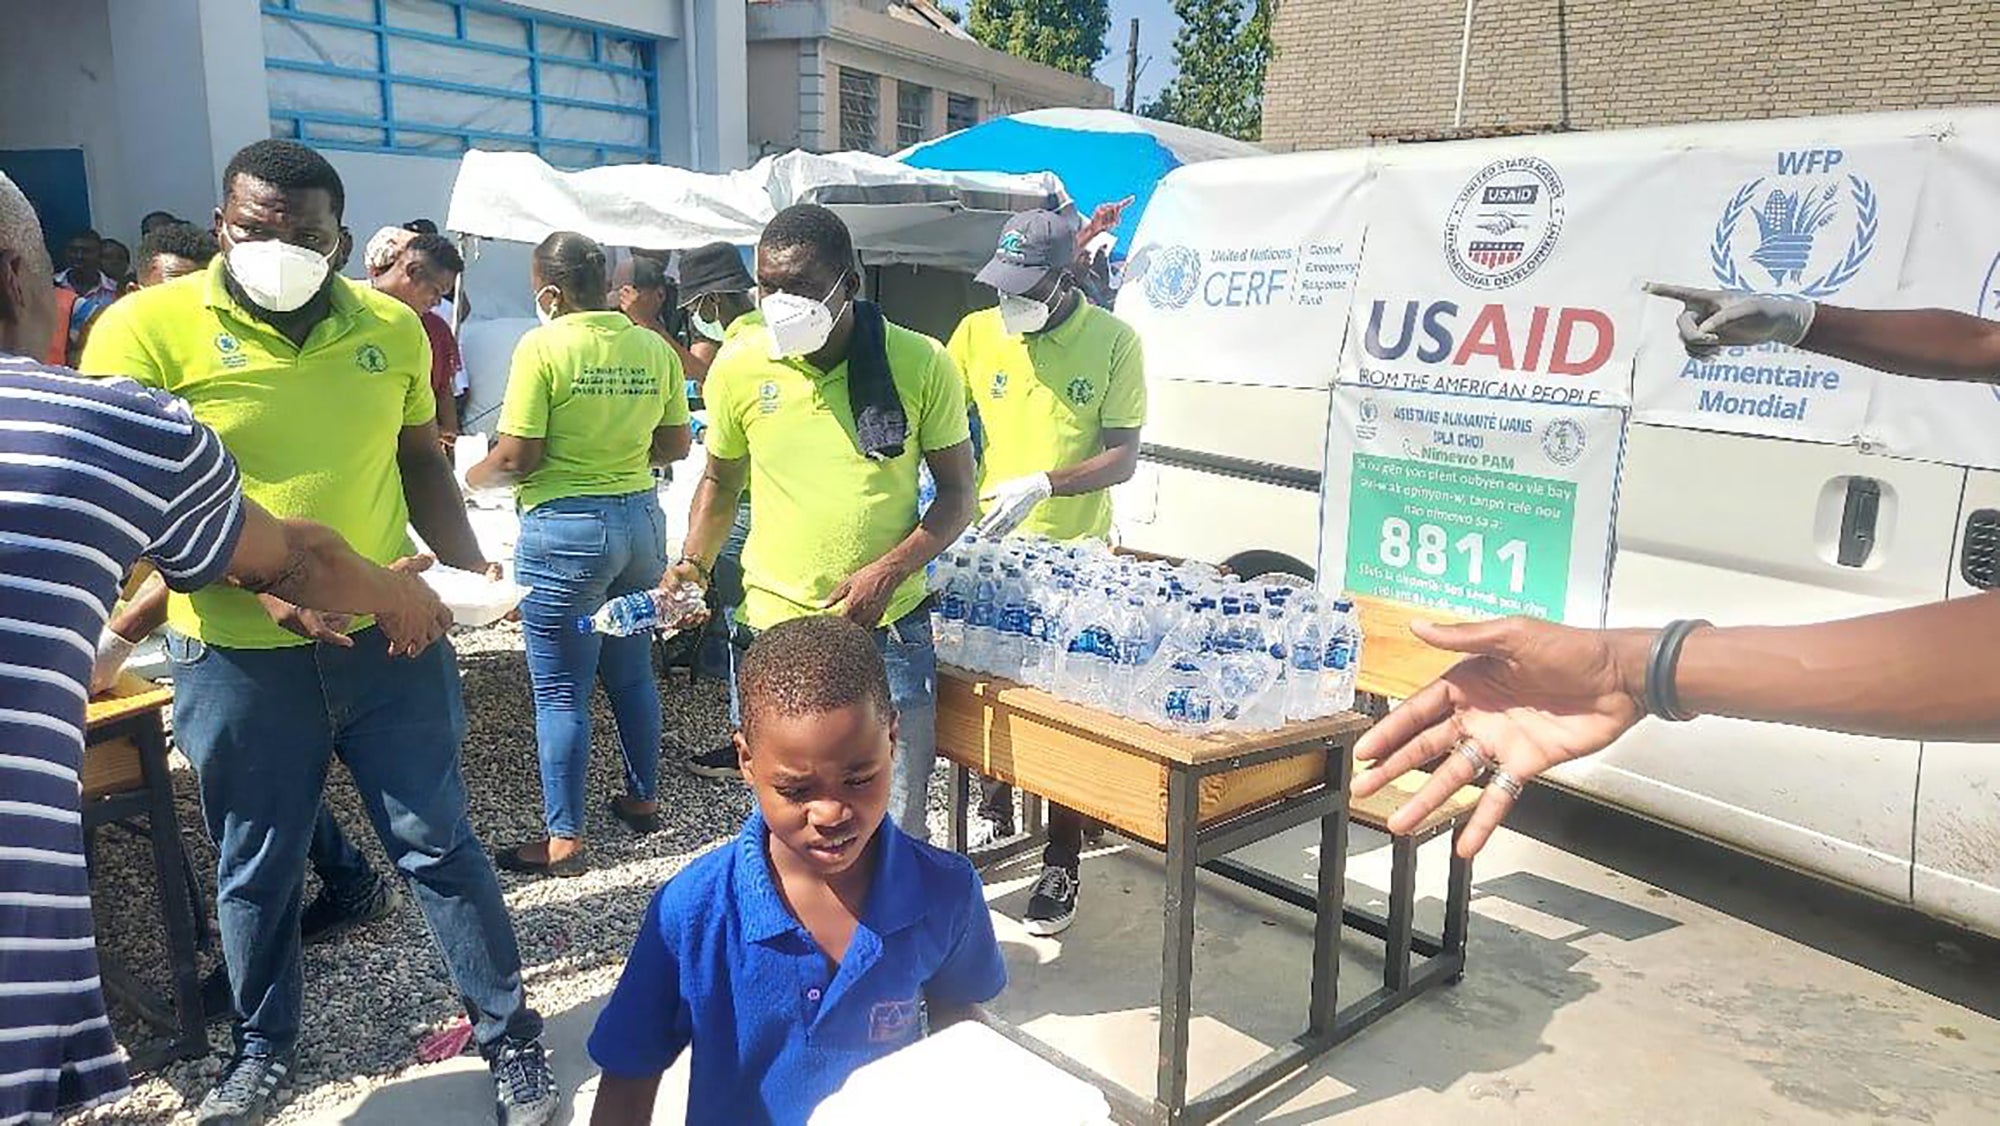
{"left": 1353, "top": 617, "right": 1652, "bottom": 857}
{"left": 1643, "top": 281, "right": 1815, "bottom": 357}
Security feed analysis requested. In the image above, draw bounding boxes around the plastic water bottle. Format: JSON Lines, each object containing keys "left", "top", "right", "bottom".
{"left": 1319, "top": 598, "right": 1363, "bottom": 714}
{"left": 1055, "top": 588, "right": 1115, "bottom": 707}
{"left": 1152, "top": 658, "right": 1218, "bottom": 732}
{"left": 964, "top": 562, "right": 1000, "bottom": 673}
{"left": 1286, "top": 607, "right": 1327, "bottom": 722}
{"left": 1017, "top": 578, "right": 1058, "bottom": 691}
{"left": 579, "top": 582, "right": 706, "bottom": 637}
{"left": 994, "top": 564, "right": 1030, "bottom": 680}
{"left": 935, "top": 555, "right": 972, "bottom": 665}
{"left": 1105, "top": 595, "right": 1155, "bottom": 711}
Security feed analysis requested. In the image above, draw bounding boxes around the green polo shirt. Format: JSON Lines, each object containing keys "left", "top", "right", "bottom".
{"left": 704, "top": 317, "right": 970, "bottom": 631}
{"left": 80, "top": 260, "right": 434, "bottom": 648}
{"left": 946, "top": 302, "right": 1146, "bottom": 541}
{"left": 497, "top": 310, "right": 690, "bottom": 512}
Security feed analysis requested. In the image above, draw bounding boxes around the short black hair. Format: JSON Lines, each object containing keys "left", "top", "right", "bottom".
{"left": 404, "top": 231, "right": 464, "bottom": 276}
{"left": 738, "top": 616, "right": 893, "bottom": 740}
{"left": 223, "top": 139, "right": 347, "bottom": 221}
{"left": 627, "top": 253, "right": 668, "bottom": 292}
{"left": 68, "top": 229, "right": 101, "bottom": 245}
{"left": 759, "top": 203, "right": 855, "bottom": 277}
{"left": 137, "top": 223, "right": 219, "bottom": 273}
{"left": 532, "top": 230, "right": 607, "bottom": 309}
{"left": 99, "top": 238, "right": 129, "bottom": 256}
{"left": 402, "top": 218, "right": 439, "bottom": 235}
{"left": 140, "top": 210, "right": 180, "bottom": 233}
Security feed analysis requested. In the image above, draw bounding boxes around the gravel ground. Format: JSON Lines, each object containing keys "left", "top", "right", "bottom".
{"left": 74, "top": 622, "right": 957, "bottom": 1124}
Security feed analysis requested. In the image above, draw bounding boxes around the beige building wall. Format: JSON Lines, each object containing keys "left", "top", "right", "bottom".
{"left": 1263, "top": 0, "right": 2000, "bottom": 151}
{"left": 748, "top": 0, "right": 1111, "bottom": 156}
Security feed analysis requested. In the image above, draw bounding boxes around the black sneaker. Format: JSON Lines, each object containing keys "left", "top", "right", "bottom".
{"left": 685, "top": 742, "right": 742, "bottom": 780}
{"left": 1022, "top": 864, "right": 1079, "bottom": 937}
{"left": 484, "top": 1037, "right": 560, "bottom": 1126}
{"left": 195, "top": 1049, "right": 293, "bottom": 1125}
{"left": 301, "top": 873, "right": 402, "bottom": 946}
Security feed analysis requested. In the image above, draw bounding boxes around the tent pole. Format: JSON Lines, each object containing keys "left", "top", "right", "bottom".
{"left": 1452, "top": 0, "right": 1477, "bottom": 130}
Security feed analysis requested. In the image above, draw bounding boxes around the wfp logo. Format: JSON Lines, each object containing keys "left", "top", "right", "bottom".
{"left": 1136, "top": 245, "right": 1202, "bottom": 310}
{"left": 1444, "top": 157, "right": 1566, "bottom": 290}
{"left": 1355, "top": 398, "right": 1381, "bottom": 441}
{"left": 1711, "top": 149, "right": 1876, "bottom": 297}
{"left": 1541, "top": 418, "right": 1586, "bottom": 467}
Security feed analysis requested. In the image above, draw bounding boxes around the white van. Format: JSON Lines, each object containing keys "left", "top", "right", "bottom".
{"left": 1109, "top": 109, "right": 2000, "bottom": 938}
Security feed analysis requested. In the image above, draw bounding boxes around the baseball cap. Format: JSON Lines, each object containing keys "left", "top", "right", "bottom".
{"left": 677, "top": 241, "right": 754, "bottom": 304}
{"left": 975, "top": 210, "right": 1080, "bottom": 296}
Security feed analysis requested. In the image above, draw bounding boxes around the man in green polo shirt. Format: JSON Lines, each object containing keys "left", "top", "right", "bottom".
{"left": 946, "top": 208, "right": 1148, "bottom": 936}
{"left": 80, "top": 140, "right": 557, "bottom": 1126}
{"left": 663, "top": 204, "right": 976, "bottom": 839}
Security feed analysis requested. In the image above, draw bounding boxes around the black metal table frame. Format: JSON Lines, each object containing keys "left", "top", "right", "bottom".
{"left": 81, "top": 709, "right": 209, "bottom": 1069}
{"left": 947, "top": 731, "right": 1471, "bottom": 1126}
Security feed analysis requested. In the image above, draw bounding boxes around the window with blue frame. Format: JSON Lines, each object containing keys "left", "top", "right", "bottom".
{"left": 262, "top": 0, "right": 661, "bottom": 168}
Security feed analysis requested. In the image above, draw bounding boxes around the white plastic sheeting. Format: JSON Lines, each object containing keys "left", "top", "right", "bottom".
{"left": 444, "top": 148, "right": 1067, "bottom": 271}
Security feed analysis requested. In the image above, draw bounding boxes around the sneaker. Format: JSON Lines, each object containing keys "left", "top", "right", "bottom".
{"left": 966, "top": 811, "right": 1016, "bottom": 850}
{"left": 1022, "top": 864, "right": 1079, "bottom": 937}
{"left": 485, "top": 1037, "right": 560, "bottom": 1126}
{"left": 300, "top": 873, "right": 402, "bottom": 946}
{"left": 195, "top": 1049, "right": 293, "bottom": 1125}
{"left": 685, "top": 742, "right": 742, "bottom": 780}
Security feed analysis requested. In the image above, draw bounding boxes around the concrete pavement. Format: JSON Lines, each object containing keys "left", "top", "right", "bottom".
{"left": 310, "top": 789, "right": 2000, "bottom": 1124}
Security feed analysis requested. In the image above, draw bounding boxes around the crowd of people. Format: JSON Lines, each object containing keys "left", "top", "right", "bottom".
{"left": 12, "top": 128, "right": 1994, "bottom": 1126}
{"left": 0, "top": 134, "right": 1143, "bottom": 1126}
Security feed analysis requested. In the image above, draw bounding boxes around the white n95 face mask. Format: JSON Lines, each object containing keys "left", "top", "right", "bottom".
{"left": 998, "top": 293, "right": 1054, "bottom": 336}
{"left": 225, "top": 239, "right": 333, "bottom": 313}
{"left": 760, "top": 277, "right": 847, "bottom": 360}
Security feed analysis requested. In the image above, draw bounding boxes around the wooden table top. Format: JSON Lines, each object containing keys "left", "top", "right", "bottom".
{"left": 86, "top": 673, "right": 173, "bottom": 733}
{"left": 938, "top": 668, "right": 1369, "bottom": 766}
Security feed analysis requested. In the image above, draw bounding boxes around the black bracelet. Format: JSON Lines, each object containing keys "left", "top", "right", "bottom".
{"left": 678, "top": 555, "right": 714, "bottom": 585}
{"left": 1645, "top": 619, "right": 1709, "bottom": 722}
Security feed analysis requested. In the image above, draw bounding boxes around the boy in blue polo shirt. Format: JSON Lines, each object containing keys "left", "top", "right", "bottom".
{"left": 588, "top": 615, "right": 1007, "bottom": 1125}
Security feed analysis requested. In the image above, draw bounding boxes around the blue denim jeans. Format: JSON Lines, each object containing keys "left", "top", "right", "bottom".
{"left": 308, "top": 803, "right": 376, "bottom": 902}
{"left": 735, "top": 606, "right": 938, "bottom": 840}
{"left": 165, "top": 627, "right": 540, "bottom": 1057}
{"left": 513, "top": 491, "right": 670, "bottom": 839}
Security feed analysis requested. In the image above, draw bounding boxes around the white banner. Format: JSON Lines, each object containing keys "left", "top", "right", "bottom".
{"left": 1319, "top": 386, "right": 1626, "bottom": 626}
{"left": 1631, "top": 137, "right": 1934, "bottom": 441}
{"left": 1856, "top": 131, "right": 2000, "bottom": 470}
{"left": 1337, "top": 149, "right": 1673, "bottom": 408}
{"left": 1114, "top": 152, "right": 1371, "bottom": 389}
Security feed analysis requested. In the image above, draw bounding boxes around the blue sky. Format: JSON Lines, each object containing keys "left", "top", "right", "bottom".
{"left": 1093, "top": 0, "right": 1178, "bottom": 108}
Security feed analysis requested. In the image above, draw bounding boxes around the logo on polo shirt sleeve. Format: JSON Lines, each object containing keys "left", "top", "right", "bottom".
{"left": 355, "top": 343, "right": 388, "bottom": 374}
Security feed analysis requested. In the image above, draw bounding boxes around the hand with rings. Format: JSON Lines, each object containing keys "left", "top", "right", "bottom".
{"left": 1352, "top": 616, "right": 1654, "bottom": 858}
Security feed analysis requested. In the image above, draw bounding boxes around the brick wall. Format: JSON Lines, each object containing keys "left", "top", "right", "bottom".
{"left": 1263, "top": 0, "right": 2000, "bottom": 150}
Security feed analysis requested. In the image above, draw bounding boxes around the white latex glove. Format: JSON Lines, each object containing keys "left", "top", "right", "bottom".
{"left": 1644, "top": 281, "right": 1816, "bottom": 358}
{"left": 976, "top": 472, "right": 1054, "bottom": 539}
{"left": 92, "top": 627, "right": 138, "bottom": 696}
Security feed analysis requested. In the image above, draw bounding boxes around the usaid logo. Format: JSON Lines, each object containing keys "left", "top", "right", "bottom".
{"left": 1445, "top": 157, "right": 1567, "bottom": 290}
{"left": 1137, "top": 245, "right": 1203, "bottom": 310}
{"left": 1711, "top": 148, "right": 1876, "bottom": 298}
{"left": 1980, "top": 249, "right": 2000, "bottom": 404}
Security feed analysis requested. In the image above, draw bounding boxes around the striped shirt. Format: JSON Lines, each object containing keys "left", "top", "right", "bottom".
{"left": 0, "top": 352, "right": 246, "bottom": 1123}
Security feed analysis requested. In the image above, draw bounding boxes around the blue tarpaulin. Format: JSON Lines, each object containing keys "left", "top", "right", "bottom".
{"left": 897, "top": 108, "right": 1262, "bottom": 258}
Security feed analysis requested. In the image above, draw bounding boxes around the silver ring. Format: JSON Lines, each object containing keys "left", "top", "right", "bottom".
{"left": 1453, "top": 738, "right": 1492, "bottom": 777}
{"left": 1490, "top": 769, "right": 1527, "bottom": 800}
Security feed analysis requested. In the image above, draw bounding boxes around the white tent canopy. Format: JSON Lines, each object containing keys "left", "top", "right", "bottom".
{"left": 444, "top": 148, "right": 1068, "bottom": 271}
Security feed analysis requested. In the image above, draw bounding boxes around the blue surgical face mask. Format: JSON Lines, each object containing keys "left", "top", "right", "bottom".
{"left": 689, "top": 302, "right": 726, "bottom": 342}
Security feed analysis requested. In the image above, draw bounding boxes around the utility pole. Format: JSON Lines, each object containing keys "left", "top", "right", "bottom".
{"left": 1123, "top": 18, "right": 1140, "bottom": 114}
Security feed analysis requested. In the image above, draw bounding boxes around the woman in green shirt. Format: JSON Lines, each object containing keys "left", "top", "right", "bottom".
{"left": 468, "top": 232, "right": 692, "bottom": 875}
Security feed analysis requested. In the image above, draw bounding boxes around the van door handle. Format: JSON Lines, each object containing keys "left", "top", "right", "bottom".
{"left": 1837, "top": 477, "right": 1881, "bottom": 567}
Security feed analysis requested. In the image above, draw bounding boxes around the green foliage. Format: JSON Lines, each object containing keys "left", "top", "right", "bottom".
{"left": 1143, "top": 0, "right": 1273, "bottom": 141}
{"left": 966, "top": 0, "right": 1112, "bottom": 77}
